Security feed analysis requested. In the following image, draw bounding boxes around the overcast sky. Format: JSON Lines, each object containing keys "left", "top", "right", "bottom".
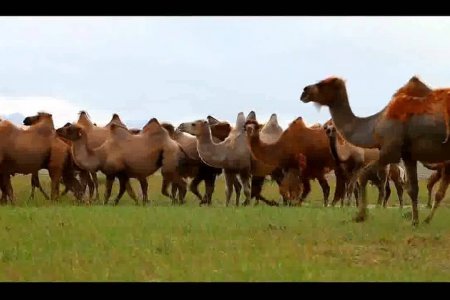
{"left": 1, "top": 16, "right": 450, "bottom": 128}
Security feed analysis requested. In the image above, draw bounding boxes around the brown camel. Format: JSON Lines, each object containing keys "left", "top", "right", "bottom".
{"left": 178, "top": 113, "right": 253, "bottom": 206}
{"left": 300, "top": 75, "right": 450, "bottom": 225}
{"left": 244, "top": 112, "right": 286, "bottom": 206}
{"left": 245, "top": 116, "right": 345, "bottom": 206}
{"left": 0, "top": 112, "right": 82, "bottom": 203}
{"left": 69, "top": 112, "right": 139, "bottom": 201}
{"left": 57, "top": 118, "right": 187, "bottom": 205}
{"left": 160, "top": 122, "right": 222, "bottom": 205}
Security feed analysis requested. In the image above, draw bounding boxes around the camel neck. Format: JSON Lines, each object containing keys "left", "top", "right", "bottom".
{"left": 329, "top": 89, "right": 383, "bottom": 148}
{"left": 72, "top": 134, "right": 100, "bottom": 171}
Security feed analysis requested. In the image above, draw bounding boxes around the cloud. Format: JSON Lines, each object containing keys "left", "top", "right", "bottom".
{"left": 0, "top": 96, "right": 111, "bottom": 127}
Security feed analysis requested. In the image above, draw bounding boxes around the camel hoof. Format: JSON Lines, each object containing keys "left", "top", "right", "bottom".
{"left": 352, "top": 213, "right": 367, "bottom": 223}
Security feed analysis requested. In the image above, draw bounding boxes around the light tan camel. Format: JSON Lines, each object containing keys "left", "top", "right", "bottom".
{"left": 178, "top": 112, "right": 253, "bottom": 206}
{"left": 57, "top": 118, "right": 187, "bottom": 205}
{"left": 160, "top": 123, "right": 222, "bottom": 205}
{"left": 73, "top": 112, "right": 138, "bottom": 201}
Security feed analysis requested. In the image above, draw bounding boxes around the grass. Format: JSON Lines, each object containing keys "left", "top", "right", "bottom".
{"left": 1, "top": 174, "right": 450, "bottom": 281}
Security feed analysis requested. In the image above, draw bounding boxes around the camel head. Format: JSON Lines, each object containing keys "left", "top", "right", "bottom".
{"left": 244, "top": 119, "right": 261, "bottom": 137}
{"left": 322, "top": 119, "right": 336, "bottom": 137}
{"left": 300, "top": 77, "right": 346, "bottom": 107}
{"left": 178, "top": 120, "right": 209, "bottom": 137}
{"left": 56, "top": 124, "right": 84, "bottom": 141}
{"left": 129, "top": 128, "right": 141, "bottom": 135}
{"left": 393, "top": 75, "right": 432, "bottom": 98}
{"left": 23, "top": 112, "right": 54, "bottom": 126}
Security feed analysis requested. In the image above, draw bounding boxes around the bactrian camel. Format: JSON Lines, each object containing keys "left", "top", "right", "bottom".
{"left": 178, "top": 113, "right": 253, "bottom": 206}
{"left": 0, "top": 112, "right": 82, "bottom": 203}
{"left": 245, "top": 116, "right": 345, "bottom": 206}
{"left": 300, "top": 75, "right": 450, "bottom": 225}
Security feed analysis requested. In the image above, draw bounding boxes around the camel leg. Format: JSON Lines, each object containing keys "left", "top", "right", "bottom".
{"left": 204, "top": 176, "right": 216, "bottom": 206}
{"left": 425, "top": 167, "right": 450, "bottom": 224}
{"left": 1, "top": 175, "right": 14, "bottom": 205}
{"left": 251, "top": 176, "right": 263, "bottom": 206}
{"left": 393, "top": 179, "right": 404, "bottom": 209}
{"left": 317, "top": 176, "right": 330, "bottom": 207}
{"left": 174, "top": 176, "right": 187, "bottom": 205}
{"left": 382, "top": 181, "right": 392, "bottom": 208}
{"left": 224, "top": 171, "right": 235, "bottom": 207}
{"left": 139, "top": 177, "right": 148, "bottom": 205}
{"left": 171, "top": 182, "right": 178, "bottom": 202}
{"left": 125, "top": 181, "right": 139, "bottom": 203}
{"left": 91, "top": 172, "right": 99, "bottom": 201}
{"left": 427, "top": 171, "right": 440, "bottom": 208}
{"left": 353, "top": 161, "right": 377, "bottom": 223}
{"left": 48, "top": 169, "right": 62, "bottom": 202}
{"left": 78, "top": 171, "right": 91, "bottom": 200}
{"left": 442, "top": 111, "right": 450, "bottom": 144}
{"left": 403, "top": 158, "right": 420, "bottom": 226}
{"left": 332, "top": 168, "right": 346, "bottom": 207}
{"left": 189, "top": 176, "right": 204, "bottom": 203}
{"left": 104, "top": 175, "right": 114, "bottom": 205}
{"left": 300, "top": 178, "right": 311, "bottom": 204}
{"left": 239, "top": 171, "right": 251, "bottom": 206}
{"left": 113, "top": 175, "right": 128, "bottom": 206}
{"left": 31, "top": 173, "right": 50, "bottom": 200}
{"left": 233, "top": 174, "right": 242, "bottom": 206}
{"left": 161, "top": 177, "right": 173, "bottom": 202}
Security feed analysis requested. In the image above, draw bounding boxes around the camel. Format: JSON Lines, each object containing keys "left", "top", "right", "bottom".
{"left": 178, "top": 113, "right": 253, "bottom": 206}
{"left": 421, "top": 162, "right": 450, "bottom": 208}
{"left": 0, "top": 112, "right": 82, "bottom": 203}
{"left": 57, "top": 118, "right": 187, "bottom": 205}
{"left": 243, "top": 112, "right": 287, "bottom": 206}
{"left": 323, "top": 119, "right": 388, "bottom": 207}
{"left": 245, "top": 116, "right": 346, "bottom": 206}
{"left": 71, "top": 112, "right": 139, "bottom": 201}
{"left": 300, "top": 75, "right": 450, "bottom": 225}
{"left": 160, "top": 122, "right": 222, "bottom": 205}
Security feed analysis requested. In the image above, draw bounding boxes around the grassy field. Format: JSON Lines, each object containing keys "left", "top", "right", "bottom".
{"left": 1, "top": 174, "right": 450, "bottom": 281}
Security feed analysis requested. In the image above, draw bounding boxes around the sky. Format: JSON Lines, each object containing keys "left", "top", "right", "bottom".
{"left": 1, "top": 16, "right": 450, "bottom": 129}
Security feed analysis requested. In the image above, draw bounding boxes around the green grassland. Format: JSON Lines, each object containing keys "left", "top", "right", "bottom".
{"left": 1, "top": 174, "right": 450, "bottom": 281}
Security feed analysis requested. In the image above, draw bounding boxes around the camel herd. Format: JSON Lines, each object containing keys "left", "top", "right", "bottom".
{"left": 1, "top": 75, "right": 450, "bottom": 226}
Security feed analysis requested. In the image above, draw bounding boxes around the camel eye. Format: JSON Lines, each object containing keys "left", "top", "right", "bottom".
{"left": 191, "top": 123, "right": 196, "bottom": 127}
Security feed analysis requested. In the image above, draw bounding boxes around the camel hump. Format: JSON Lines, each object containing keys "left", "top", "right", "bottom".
{"left": 0, "top": 119, "right": 17, "bottom": 135}
{"left": 207, "top": 115, "right": 219, "bottom": 125}
{"left": 246, "top": 111, "right": 256, "bottom": 121}
{"left": 235, "top": 112, "right": 246, "bottom": 129}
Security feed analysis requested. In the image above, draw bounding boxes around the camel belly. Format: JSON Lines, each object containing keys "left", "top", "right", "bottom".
{"left": 406, "top": 116, "right": 450, "bottom": 162}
